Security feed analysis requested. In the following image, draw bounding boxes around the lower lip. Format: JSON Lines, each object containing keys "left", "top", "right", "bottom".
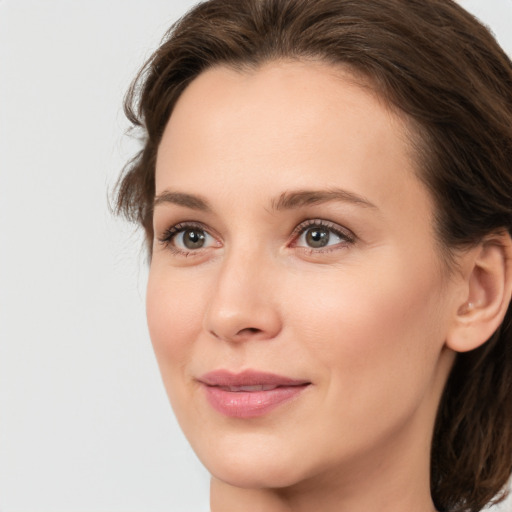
{"left": 203, "top": 385, "right": 309, "bottom": 418}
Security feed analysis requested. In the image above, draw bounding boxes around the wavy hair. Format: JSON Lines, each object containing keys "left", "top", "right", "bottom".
{"left": 115, "top": 1, "right": 512, "bottom": 510}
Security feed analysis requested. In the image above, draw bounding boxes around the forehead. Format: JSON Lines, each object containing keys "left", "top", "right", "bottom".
{"left": 159, "top": 60, "right": 405, "bottom": 160}
{"left": 155, "top": 60, "right": 430, "bottom": 226}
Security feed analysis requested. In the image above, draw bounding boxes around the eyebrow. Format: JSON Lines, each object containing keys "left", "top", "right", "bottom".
{"left": 153, "top": 191, "right": 212, "bottom": 212}
{"left": 271, "top": 188, "right": 377, "bottom": 211}
{"left": 153, "top": 187, "right": 377, "bottom": 213}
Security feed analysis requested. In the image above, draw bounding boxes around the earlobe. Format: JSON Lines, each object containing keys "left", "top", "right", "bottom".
{"left": 447, "top": 231, "right": 512, "bottom": 353}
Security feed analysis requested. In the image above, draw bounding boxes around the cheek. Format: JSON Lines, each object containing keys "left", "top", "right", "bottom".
{"left": 146, "top": 269, "right": 206, "bottom": 376}
{"left": 288, "top": 253, "right": 447, "bottom": 416}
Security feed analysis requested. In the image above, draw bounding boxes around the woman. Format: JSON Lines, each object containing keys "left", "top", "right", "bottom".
{"left": 115, "top": 1, "right": 512, "bottom": 511}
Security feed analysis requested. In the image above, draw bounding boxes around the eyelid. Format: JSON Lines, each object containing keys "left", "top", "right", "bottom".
{"left": 158, "top": 221, "right": 204, "bottom": 242}
{"left": 290, "top": 219, "right": 356, "bottom": 249}
{"left": 158, "top": 221, "right": 221, "bottom": 255}
{"left": 156, "top": 218, "right": 356, "bottom": 257}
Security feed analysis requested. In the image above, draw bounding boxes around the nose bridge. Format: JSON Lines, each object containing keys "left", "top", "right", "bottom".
{"left": 203, "top": 240, "right": 281, "bottom": 342}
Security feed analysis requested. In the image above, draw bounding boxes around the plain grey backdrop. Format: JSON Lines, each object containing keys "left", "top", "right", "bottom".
{"left": 1, "top": 1, "right": 511, "bottom": 511}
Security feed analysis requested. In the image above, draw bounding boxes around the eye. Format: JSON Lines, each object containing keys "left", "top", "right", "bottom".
{"left": 293, "top": 220, "right": 355, "bottom": 250}
{"left": 159, "top": 222, "right": 219, "bottom": 254}
{"left": 175, "top": 228, "right": 211, "bottom": 249}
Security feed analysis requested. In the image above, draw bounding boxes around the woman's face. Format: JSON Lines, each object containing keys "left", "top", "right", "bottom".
{"left": 148, "top": 61, "right": 459, "bottom": 490}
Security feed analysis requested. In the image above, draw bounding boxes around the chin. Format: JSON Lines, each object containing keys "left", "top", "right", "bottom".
{"left": 209, "top": 459, "right": 305, "bottom": 490}
{"left": 193, "top": 433, "right": 311, "bottom": 489}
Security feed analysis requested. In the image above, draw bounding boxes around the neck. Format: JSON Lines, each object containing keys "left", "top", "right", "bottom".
{"left": 210, "top": 376, "right": 447, "bottom": 512}
{"left": 210, "top": 465, "right": 435, "bottom": 512}
{"left": 210, "top": 448, "right": 438, "bottom": 512}
{"left": 210, "top": 349, "right": 454, "bottom": 512}
{"left": 210, "top": 416, "right": 436, "bottom": 512}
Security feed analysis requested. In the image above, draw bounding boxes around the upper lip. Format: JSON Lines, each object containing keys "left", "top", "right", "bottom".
{"left": 198, "top": 369, "right": 310, "bottom": 387}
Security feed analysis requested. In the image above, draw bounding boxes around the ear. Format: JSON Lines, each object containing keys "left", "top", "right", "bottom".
{"left": 446, "top": 231, "right": 512, "bottom": 353}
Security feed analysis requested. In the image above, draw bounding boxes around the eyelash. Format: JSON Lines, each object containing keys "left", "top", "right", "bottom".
{"left": 290, "top": 219, "right": 356, "bottom": 253}
{"left": 158, "top": 221, "right": 215, "bottom": 257}
{"left": 158, "top": 219, "right": 356, "bottom": 257}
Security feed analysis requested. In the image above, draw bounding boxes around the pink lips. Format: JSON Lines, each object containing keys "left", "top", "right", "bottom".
{"left": 198, "top": 370, "right": 310, "bottom": 418}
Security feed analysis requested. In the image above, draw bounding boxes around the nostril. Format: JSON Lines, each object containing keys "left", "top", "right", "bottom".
{"left": 239, "top": 327, "right": 261, "bottom": 335}
{"left": 209, "top": 327, "right": 261, "bottom": 341}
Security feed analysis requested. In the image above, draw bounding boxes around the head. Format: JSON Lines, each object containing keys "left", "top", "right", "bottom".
{"left": 115, "top": 1, "right": 512, "bottom": 511}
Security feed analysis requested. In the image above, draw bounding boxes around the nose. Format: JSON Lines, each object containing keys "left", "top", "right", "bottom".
{"left": 203, "top": 247, "right": 282, "bottom": 343}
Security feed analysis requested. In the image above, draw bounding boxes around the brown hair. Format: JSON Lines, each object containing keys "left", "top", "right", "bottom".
{"left": 115, "top": 1, "right": 512, "bottom": 510}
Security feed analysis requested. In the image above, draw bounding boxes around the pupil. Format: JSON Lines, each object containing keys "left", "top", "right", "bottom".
{"left": 306, "top": 227, "right": 329, "bottom": 248}
{"left": 184, "top": 229, "right": 205, "bottom": 249}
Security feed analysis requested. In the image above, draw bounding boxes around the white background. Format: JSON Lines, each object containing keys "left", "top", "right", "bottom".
{"left": 1, "top": 1, "right": 511, "bottom": 511}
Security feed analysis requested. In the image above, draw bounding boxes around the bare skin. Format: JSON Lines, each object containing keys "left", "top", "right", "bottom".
{"left": 147, "top": 61, "right": 511, "bottom": 512}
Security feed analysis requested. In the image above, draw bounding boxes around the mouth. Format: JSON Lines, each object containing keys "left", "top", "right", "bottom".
{"left": 217, "top": 384, "right": 290, "bottom": 392}
{"left": 198, "top": 370, "right": 311, "bottom": 418}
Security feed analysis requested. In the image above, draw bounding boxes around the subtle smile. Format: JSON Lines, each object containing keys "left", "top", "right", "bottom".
{"left": 198, "top": 370, "right": 311, "bottom": 418}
